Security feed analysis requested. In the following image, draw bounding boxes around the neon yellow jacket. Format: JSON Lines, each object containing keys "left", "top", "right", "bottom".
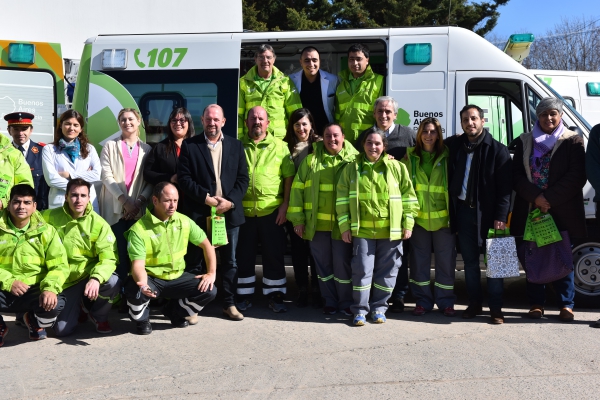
{"left": 238, "top": 66, "right": 302, "bottom": 140}
{"left": 287, "top": 141, "right": 358, "bottom": 240}
{"left": 42, "top": 203, "right": 117, "bottom": 289}
{"left": 241, "top": 133, "right": 295, "bottom": 217}
{"left": 402, "top": 147, "right": 450, "bottom": 232}
{"left": 126, "top": 209, "right": 206, "bottom": 281}
{"left": 336, "top": 154, "right": 418, "bottom": 240}
{"left": 0, "top": 134, "right": 34, "bottom": 209}
{"left": 334, "top": 66, "right": 384, "bottom": 146}
{"left": 0, "top": 210, "right": 69, "bottom": 294}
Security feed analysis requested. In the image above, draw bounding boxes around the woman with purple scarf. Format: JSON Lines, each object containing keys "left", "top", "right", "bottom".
{"left": 511, "top": 98, "right": 586, "bottom": 322}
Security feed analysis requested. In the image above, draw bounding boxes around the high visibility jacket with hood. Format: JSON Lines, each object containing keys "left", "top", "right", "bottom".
{"left": 336, "top": 154, "right": 418, "bottom": 240}
{"left": 0, "top": 209, "right": 69, "bottom": 294}
{"left": 126, "top": 209, "right": 207, "bottom": 281}
{"left": 42, "top": 202, "right": 117, "bottom": 289}
{"left": 287, "top": 141, "right": 358, "bottom": 240}
{"left": 334, "top": 66, "right": 384, "bottom": 146}
{"left": 0, "top": 134, "right": 34, "bottom": 209}
{"left": 238, "top": 65, "right": 302, "bottom": 140}
{"left": 241, "top": 133, "right": 295, "bottom": 217}
{"left": 402, "top": 147, "right": 450, "bottom": 232}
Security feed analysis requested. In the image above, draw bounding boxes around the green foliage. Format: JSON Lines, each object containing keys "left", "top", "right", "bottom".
{"left": 242, "top": 0, "right": 510, "bottom": 36}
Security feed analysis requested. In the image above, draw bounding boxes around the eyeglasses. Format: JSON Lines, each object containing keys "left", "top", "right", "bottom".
{"left": 256, "top": 55, "right": 274, "bottom": 61}
{"left": 422, "top": 130, "right": 438, "bottom": 135}
{"left": 170, "top": 118, "right": 187, "bottom": 125}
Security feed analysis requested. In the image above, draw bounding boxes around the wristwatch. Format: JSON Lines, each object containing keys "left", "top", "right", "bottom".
{"left": 230, "top": 201, "right": 235, "bottom": 209}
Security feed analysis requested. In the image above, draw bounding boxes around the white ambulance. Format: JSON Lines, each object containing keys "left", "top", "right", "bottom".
{"left": 72, "top": 2, "right": 599, "bottom": 304}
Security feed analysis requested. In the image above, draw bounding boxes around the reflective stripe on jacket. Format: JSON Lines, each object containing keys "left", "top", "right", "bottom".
{"left": 334, "top": 66, "right": 384, "bottom": 146}
{"left": 0, "top": 209, "right": 69, "bottom": 294}
{"left": 336, "top": 154, "right": 418, "bottom": 240}
{"left": 238, "top": 66, "right": 302, "bottom": 140}
{"left": 126, "top": 209, "right": 194, "bottom": 281}
{"left": 42, "top": 202, "right": 117, "bottom": 289}
{"left": 241, "top": 133, "right": 295, "bottom": 217}
{"left": 402, "top": 147, "right": 450, "bottom": 231}
{"left": 0, "top": 134, "right": 34, "bottom": 208}
{"left": 287, "top": 141, "right": 358, "bottom": 240}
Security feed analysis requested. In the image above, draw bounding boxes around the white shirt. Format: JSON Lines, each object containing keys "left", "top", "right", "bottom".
{"left": 204, "top": 132, "right": 224, "bottom": 150}
{"left": 13, "top": 139, "right": 31, "bottom": 158}
{"left": 382, "top": 123, "right": 396, "bottom": 138}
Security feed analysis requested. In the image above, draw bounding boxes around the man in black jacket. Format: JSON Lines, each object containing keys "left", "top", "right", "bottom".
{"left": 178, "top": 104, "right": 249, "bottom": 321}
{"left": 445, "top": 104, "right": 512, "bottom": 324}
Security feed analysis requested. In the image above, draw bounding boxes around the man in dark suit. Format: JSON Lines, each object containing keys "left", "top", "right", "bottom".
{"left": 178, "top": 104, "right": 249, "bottom": 321}
{"left": 5, "top": 112, "right": 49, "bottom": 210}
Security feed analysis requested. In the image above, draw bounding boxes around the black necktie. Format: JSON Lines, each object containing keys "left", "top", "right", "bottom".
{"left": 18, "top": 145, "right": 25, "bottom": 156}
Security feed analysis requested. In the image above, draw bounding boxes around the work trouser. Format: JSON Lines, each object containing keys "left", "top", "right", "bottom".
{"left": 309, "top": 231, "right": 353, "bottom": 310}
{"left": 54, "top": 273, "right": 121, "bottom": 337}
{"left": 0, "top": 284, "right": 66, "bottom": 328}
{"left": 111, "top": 219, "right": 136, "bottom": 281}
{"left": 409, "top": 225, "right": 456, "bottom": 310}
{"left": 236, "top": 210, "right": 287, "bottom": 299}
{"left": 125, "top": 272, "right": 217, "bottom": 323}
{"left": 350, "top": 237, "right": 403, "bottom": 315}
{"left": 390, "top": 241, "right": 410, "bottom": 300}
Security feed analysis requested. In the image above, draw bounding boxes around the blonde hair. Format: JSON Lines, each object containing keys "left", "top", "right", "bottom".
{"left": 118, "top": 108, "right": 142, "bottom": 136}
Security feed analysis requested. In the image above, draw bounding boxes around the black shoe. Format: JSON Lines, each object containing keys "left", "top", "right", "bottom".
{"left": 462, "top": 304, "right": 483, "bottom": 319}
{"left": 136, "top": 321, "right": 152, "bottom": 335}
{"left": 296, "top": 287, "right": 309, "bottom": 308}
{"left": 0, "top": 322, "right": 8, "bottom": 348}
{"left": 311, "top": 288, "right": 323, "bottom": 309}
{"left": 162, "top": 301, "right": 189, "bottom": 328}
{"left": 389, "top": 297, "right": 405, "bottom": 313}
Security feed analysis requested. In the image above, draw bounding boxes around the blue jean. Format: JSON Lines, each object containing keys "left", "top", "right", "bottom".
{"left": 456, "top": 202, "right": 504, "bottom": 309}
{"left": 527, "top": 271, "right": 575, "bottom": 309}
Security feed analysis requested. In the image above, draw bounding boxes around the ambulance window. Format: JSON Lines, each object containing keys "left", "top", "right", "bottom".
{"left": 563, "top": 96, "right": 576, "bottom": 109}
{"left": 527, "top": 86, "right": 542, "bottom": 129}
{"left": 510, "top": 101, "right": 525, "bottom": 139}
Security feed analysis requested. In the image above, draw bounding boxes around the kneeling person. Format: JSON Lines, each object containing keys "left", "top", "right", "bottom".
{"left": 125, "top": 182, "right": 217, "bottom": 335}
{"left": 42, "top": 179, "right": 120, "bottom": 336}
{"left": 0, "top": 184, "right": 69, "bottom": 347}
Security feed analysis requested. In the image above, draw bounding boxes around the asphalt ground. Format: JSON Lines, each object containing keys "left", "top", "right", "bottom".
{"left": 1, "top": 267, "right": 600, "bottom": 399}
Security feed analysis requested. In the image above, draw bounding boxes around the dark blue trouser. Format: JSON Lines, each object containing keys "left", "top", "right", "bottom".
{"left": 527, "top": 271, "right": 575, "bottom": 309}
{"left": 286, "top": 221, "right": 317, "bottom": 289}
{"left": 111, "top": 219, "right": 136, "bottom": 280}
{"left": 456, "top": 202, "right": 504, "bottom": 310}
{"left": 391, "top": 241, "right": 410, "bottom": 299}
{"left": 0, "top": 284, "right": 66, "bottom": 328}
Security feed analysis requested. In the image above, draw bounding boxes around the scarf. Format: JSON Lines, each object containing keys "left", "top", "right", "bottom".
{"left": 532, "top": 120, "right": 564, "bottom": 164}
{"left": 58, "top": 138, "right": 81, "bottom": 163}
{"left": 449, "top": 130, "right": 486, "bottom": 208}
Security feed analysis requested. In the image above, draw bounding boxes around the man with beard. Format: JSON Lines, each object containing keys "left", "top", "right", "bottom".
{"left": 178, "top": 104, "right": 249, "bottom": 321}
{"left": 236, "top": 106, "right": 295, "bottom": 313}
{"left": 445, "top": 105, "right": 512, "bottom": 324}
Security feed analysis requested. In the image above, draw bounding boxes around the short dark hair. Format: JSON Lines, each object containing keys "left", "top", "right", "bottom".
{"left": 9, "top": 184, "right": 36, "bottom": 201}
{"left": 460, "top": 104, "right": 484, "bottom": 120}
{"left": 152, "top": 182, "right": 177, "bottom": 200}
{"left": 66, "top": 178, "right": 91, "bottom": 195}
{"left": 322, "top": 123, "right": 344, "bottom": 137}
{"left": 360, "top": 126, "right": 388, "bottom": 150}
{"left": 348, "top": 43, "right": 370, "bottom": 59}
{"left": 300, "top": 46, "right": 320, "bottom": 58}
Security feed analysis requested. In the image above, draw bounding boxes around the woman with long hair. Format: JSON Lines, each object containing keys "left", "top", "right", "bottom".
{"left": 283, "top": 108, "right": 321, "bottom": 307}
{"left": 99, "top": 108, "right": 153, "bottom": 281}
{"left": 42, "top": 109, "right": 101, "bottom": 212}
{"left": 143, "top": 107, "right": 195, "bottom": 186}
{"left": 402, "top": 118, "right": 456, "bottom": 317}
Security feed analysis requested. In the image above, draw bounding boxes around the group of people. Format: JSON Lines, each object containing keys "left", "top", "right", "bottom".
{"left": 1, "top": 42, "right": 599, "bottom": 348}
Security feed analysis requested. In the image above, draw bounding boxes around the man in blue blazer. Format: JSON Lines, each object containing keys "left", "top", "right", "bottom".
{"left": 178, "top": 104, "right": 249, "bottom": 321}
{"left": 289, "top": 47, "right": 339, "bottom": 136}
{"left": 5, "top": 112, "right": 49, "bottom": 210}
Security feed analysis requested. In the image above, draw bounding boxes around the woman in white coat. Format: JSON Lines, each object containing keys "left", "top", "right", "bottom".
{"left": 99, "top": 108, "right": 153, "bottom": 280}
{"left": 42, "top": 110, "right": 101, "bottom": 212}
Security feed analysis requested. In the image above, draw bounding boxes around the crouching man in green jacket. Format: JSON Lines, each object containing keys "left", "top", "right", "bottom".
{"left": 125, "top": 182, "right": 217, "bottom": 335}
{"left": 0, "top": 184, "right": 69, "bottom": 347}
{"left": 43, "top": 178, "right": 120, "bottom": 336}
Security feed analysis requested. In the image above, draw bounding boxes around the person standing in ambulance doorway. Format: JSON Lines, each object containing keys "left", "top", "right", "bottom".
{"left": 355, "top": 96, "right": 417, "bottom": 312}
{"left": 5, "top": 112, "right": 49, "bottom": 211}
{"left": 445, "top": 105, "right": 512, "bottom": 324}
{"left": 335, "top": 44, "right": 384, "bottom": 147}
{"left": 0, "top": 184, "right": 69, "bottom": 347}
{"left": 337, "top": 128, "right": 419, "bottom": 326}
{"left": 124, "top": 182, "right": 217, "bottom": 335}
{"left": 0, "top": 119, "right": 34, "bottom": 213}
{"left": 42, "top": 178, "right": 120, "bottom": 336}
{"left": 236, "top": 106, "right": 295, "bottom": 313}
{"left": 238, "top": 44, "right": 302, "bottom": 140}
{"left": 289, "top": 46, "right": 339, "bottom": 136}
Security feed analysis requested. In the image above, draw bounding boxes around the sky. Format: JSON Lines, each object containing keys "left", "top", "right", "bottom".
{"left": 487, "top": 0, "right": 599, "bottom": 39}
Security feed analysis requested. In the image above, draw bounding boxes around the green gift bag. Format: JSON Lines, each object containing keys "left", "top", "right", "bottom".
{"left": 523, "top": 217, "right": 536, "bottom": 242}
{"left": 528, "top": 209, "right": 562, "bottom": 247}
{"left": 206, "top": 207, "right": 228, "bottom": 246}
